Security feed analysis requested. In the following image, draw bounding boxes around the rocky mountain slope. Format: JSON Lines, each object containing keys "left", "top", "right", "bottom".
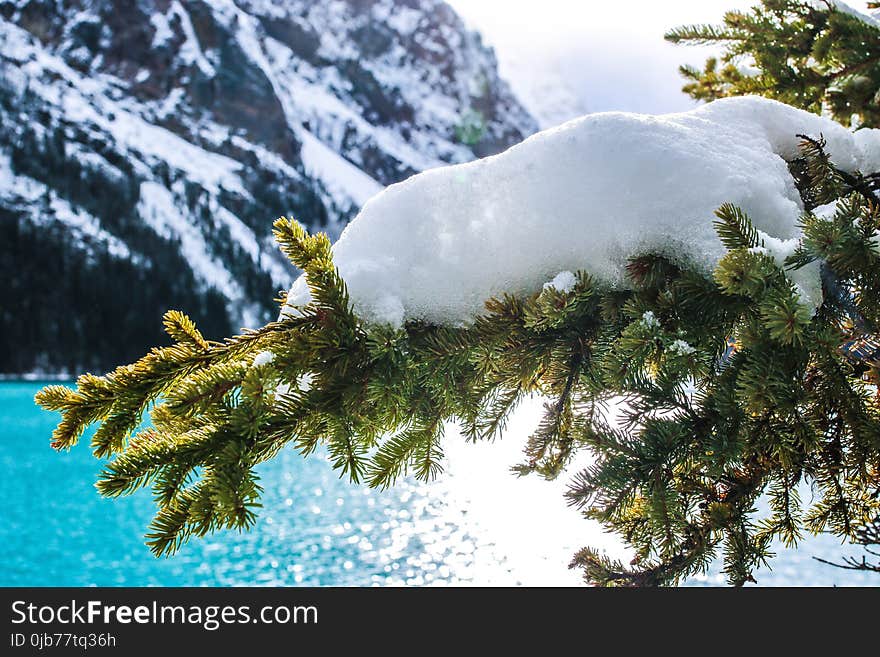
{"left": 0, "top": 0, "right": 536, "bottom": 374}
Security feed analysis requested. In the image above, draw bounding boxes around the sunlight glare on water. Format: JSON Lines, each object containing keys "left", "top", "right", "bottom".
{"left": 0, "top": 383, "right": 875, "bottom": 586}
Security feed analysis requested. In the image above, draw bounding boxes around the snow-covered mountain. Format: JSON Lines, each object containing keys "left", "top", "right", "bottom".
{"left": 0, "top": 0, "right": 536, "bottom": 374}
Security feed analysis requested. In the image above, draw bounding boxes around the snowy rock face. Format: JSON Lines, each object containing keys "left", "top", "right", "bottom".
{"left": 286, "top": 96, "right": 880, "bottom": 328}
{"left": 0, "top": 0, "right": 536, "bottom": 372}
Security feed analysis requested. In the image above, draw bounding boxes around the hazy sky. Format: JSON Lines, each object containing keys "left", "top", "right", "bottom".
{"left": 446, "top": 0, "right": 874, "bottom": 126}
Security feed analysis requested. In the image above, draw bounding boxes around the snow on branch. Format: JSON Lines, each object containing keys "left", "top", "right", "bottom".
{"left": 285, "top": 97, "right": 880, "bottom": 327}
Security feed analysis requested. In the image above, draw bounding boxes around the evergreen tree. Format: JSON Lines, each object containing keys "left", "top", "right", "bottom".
{"left": 35, "top": 1, "right": 880, "bottom": 586}
{"left": 665, "top": 0, "right": 880, "bottom": 128}
{"left": 36, "top": 136, "right": 880, "bottom": 584}
{"left": 668, "top": 0, "right": 880, "bottom": 579}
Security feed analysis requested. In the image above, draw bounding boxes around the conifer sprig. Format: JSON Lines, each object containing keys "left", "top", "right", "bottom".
{"left": 666, "top": 1, "right": 880, "bottom": 128}
{"left": 37, "top": 140, "right": 880, "bottom": 584}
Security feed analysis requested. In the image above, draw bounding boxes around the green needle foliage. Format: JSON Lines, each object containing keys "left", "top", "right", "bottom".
{"left": 665, "top": 0, "right": 880, "bottom": 128}
{"left": 36, "top": 136, "right": 880, "bottom": 585}
{"left": 667, "top": 0, "right": 880, "bottom": 578}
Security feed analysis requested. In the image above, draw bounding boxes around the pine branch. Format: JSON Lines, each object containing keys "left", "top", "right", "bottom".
{"left": 35, "top": 141, "right": 880, "bottom": 585}
{"left": 667, "top": 0, "right": 880, "bottom": 128}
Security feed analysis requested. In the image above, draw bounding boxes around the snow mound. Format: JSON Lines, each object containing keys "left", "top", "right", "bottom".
{"left": 285, "top": 97, "right": 880, "bottom": 327}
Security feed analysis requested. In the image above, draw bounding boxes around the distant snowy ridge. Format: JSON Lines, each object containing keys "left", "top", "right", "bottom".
{"left": 286, "top": 97, "right": 880, "bottom": 327}
{"left": 0, "top": 0, "right": 536, "bottom": 372}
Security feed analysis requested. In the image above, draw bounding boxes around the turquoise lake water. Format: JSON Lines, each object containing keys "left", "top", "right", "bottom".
{"left": 0, "top": 381, "right": 514, "bottom": 586}
{"left": 1, "top": 381, "right": 877, "bottom": 586}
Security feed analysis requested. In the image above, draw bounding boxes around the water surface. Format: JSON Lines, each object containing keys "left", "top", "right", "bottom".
{"left": 1, "top": 382, "right": 876, "bottom": 586}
